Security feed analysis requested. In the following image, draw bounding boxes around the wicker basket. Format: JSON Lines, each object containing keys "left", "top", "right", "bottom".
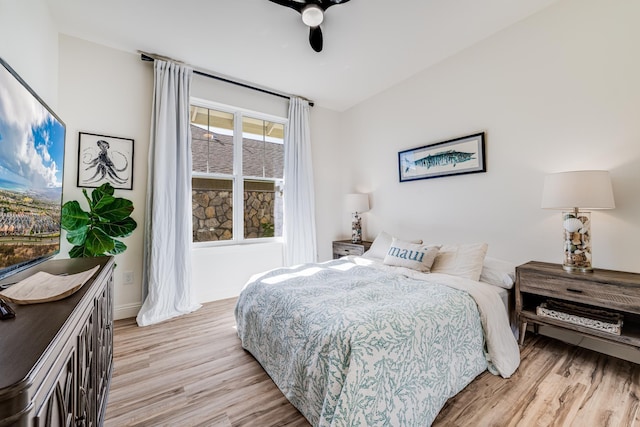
{"left": 536, "top": 300, "right": 623, "bottom": 335}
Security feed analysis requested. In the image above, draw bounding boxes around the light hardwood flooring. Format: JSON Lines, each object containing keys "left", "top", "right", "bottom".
{"left": 105, "top": 298, "right": 640, "bottom": 426}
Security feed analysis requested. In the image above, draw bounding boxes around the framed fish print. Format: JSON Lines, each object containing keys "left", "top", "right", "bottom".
{"left": 398, "top": 132, "right": 485, "bottom": 182}
{"left": 77, "top": 132, "right": 134, "bottom": 189}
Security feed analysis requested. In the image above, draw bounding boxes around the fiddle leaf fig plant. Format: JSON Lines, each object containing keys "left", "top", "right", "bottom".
{"left": 61, "top": 183, "right": 137, "bottom": 258}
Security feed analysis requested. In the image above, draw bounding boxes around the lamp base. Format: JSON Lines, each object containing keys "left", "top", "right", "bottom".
{"left": 561, "top": 210, "right": 592, "bottom": 273}
{"left": 562, "top": 265, "right": 593, "bottom": 273}
{"left": 351, "top": 212, "right": 362, "bottom": 244}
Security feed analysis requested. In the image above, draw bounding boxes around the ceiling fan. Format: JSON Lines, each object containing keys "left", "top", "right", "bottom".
{"left": 268, "top": 0, "right": 352, "bottom": 52}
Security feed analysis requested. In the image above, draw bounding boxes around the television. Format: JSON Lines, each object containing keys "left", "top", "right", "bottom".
{"left": 0, "top": 57, "right": 66, "bottom": 281}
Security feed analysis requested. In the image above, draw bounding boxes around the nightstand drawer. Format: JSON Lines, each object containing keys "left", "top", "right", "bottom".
{"left": 333, "top": 242, "right": 366, "bottom": 257}
{"left": 519, "top": 272, "right": 640, "bottom": 314}
{"left": 332, "top": 240, "right": 372, "bottom": 259}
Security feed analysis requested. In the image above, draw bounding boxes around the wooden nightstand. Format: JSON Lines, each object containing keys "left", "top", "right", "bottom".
{"left": 516, "top": 261, "right": 640, "bottom": 350}
{"left": 332, "top": 240, "right": 372, "bottom": 259}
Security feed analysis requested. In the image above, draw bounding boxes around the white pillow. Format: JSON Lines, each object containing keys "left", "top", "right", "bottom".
{"left": 480, "top": 256, "right": 516, "bottom": 289}
{"left": 383, "top": 238, "right": 440, "bottom": 272}
{"left": 363, "top": 231, "right": 422, "bottom": 260}
{"left": 431, "top": 243, "right": 488, "bottom": 281}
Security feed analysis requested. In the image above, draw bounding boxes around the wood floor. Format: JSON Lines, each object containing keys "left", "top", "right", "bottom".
{"left": 105, "top": 298, "right": 640, "bottom": 427}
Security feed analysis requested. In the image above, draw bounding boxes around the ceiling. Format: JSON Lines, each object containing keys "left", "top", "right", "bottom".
{"left": 46, "top": 0, "right": 560, "bottom": 112}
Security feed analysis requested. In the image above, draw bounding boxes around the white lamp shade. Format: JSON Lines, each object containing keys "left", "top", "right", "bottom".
{"left": 345, "top": 193, "right": 370, "bottom": 213}
{"left": 541, "top": 170, "right": 615, "bottom": 210}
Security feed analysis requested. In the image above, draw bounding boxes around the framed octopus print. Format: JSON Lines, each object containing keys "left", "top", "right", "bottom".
{"left": 77, "top": 132, "right": 134, "bottom": 190}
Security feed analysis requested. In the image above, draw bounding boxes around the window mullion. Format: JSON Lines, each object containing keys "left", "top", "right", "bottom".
{"left": 233, "top": 112, "right": 244, "bottom": 242}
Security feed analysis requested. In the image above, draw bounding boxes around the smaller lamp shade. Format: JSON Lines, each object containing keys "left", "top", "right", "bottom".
{"left": 541, "top": 170, "right": 615, "bottom": 210}
{"left": 345, "top": 194, "right": 370, "bottom": 214}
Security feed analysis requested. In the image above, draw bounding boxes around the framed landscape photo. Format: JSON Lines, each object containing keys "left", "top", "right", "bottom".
{"left": 398, "top": 132, "right": 485, "bottom": 182}
{"left": 77, "top": 132, "right": 134, "bottom": 190}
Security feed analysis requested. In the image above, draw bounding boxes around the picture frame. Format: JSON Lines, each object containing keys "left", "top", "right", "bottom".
{"left": 77, "top": 132, "right": 134, "bottom": 190}
{"left": 398, "top": 132, "right": 486, "bottom": 182}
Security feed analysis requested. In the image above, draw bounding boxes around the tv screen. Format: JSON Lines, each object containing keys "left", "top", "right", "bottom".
{"left": 0, "top": 57, "right": 65, "bottom": 280}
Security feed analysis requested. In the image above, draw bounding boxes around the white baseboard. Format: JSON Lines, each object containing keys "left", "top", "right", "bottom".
{"left": 114, "top": 303, "right": 141, "bottom": 320}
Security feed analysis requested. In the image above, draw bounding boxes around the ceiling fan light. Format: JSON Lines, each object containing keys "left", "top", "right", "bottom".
{"left": 302, "top": 5, "right": 324, "bottom": 27}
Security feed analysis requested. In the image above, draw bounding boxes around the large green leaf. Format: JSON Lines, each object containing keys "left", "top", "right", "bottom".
{"left": 90, "top": 188, "right": 116, "bottom": 213}
{"left": 61, "top": 201, "right": 90, "bottom": 231}
{"left": 65, "top": 226, "right": 89, "bottom": 246}
{"left": 94, "top": 198, "right": 134, "bottom": 222}
{"left": 69, "top": 244, "right": 91, "bottom": 258}
{"left": 109, "top": 240, "right": 127, "bottom": 255}
{"left": 85, "top": 227, "right": 115, "bottom": 256}
{"left": 91, "top": 183, "right": 114, "bottom": 204}
{"left": 97, "top": 217, "right": 138, "bottom": 238}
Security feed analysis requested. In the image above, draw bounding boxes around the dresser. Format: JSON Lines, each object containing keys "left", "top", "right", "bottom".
{"left": 516, "top": 261, "right": 640, "bottom": 350}
{"left": 0, "top": 256, "right": 115, "bottom": 427}
{"left": 332, "top": 240, "right": 372, "bottom": 259}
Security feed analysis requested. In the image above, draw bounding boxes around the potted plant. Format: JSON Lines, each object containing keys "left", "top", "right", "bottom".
{"left": 61, "top": 183, "right": 137, "bottom": 257}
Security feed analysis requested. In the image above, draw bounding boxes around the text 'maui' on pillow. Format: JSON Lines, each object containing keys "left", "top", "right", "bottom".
{"left": 363, "top": 231, "right": 423, "bottom": 260}
{"left": 382, "top": 238, "right": 440, "bottom": 272}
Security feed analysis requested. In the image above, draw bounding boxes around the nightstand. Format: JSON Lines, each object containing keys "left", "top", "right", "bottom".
{"left": 516, "top": 261, "right": 640, "bottom": 350}
{"left": 332, "top": 240, "right": 372, "bottom": 259}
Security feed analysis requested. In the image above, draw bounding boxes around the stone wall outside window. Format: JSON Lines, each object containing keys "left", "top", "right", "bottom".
{"left": 192, "top": 188, "right": 282, "bottom": 242}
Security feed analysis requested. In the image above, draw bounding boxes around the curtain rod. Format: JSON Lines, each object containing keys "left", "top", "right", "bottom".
{"left": 140, "top": 53, "right": 314, "bottom": 107}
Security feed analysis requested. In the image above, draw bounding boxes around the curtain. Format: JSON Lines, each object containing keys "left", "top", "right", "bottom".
{"left": 136, "top": 60, "right": 201, "bottom": 326}
{"left": 283, "top": 97, "right": 317, "bottom": 266}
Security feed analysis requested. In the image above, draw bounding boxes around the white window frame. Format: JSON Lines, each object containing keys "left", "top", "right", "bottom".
{"left": 190, "top": 97, "right": 287, "bottom": 248}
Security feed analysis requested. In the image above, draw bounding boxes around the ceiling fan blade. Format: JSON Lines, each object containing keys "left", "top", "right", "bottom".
{"left": 267, "top": 0, "right": 304, "bottom": 13}
{"left": 309, "top": 26, "right": 323, "bottom": 52}
{"left": 319, "top": 0, "right": 352, "bottom": 11}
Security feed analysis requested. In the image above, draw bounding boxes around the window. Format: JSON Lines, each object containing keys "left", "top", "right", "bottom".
{"left": 190, "top": 101, "right": 285, "bottom": 244}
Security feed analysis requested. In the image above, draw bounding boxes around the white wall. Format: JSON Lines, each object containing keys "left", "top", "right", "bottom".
{"left": 191, "top": 73, "right": 288, "bottom": 118}
{"left": 192, "top": 242, "right": 284, "bottom": 302}
{"left": 338, "top": 0, "right": 640, "bottom": 272}
{"left": 310, "top": 106, "right": 345, "bottom": 261}
{"left": 0, "top": 0, "right": 59, "bottom": 106}
{"left": 58, "top": 35, "right": 152, "bottom": 319}
{"left": 335, "top": 0, "right": 640, "bottom": 361}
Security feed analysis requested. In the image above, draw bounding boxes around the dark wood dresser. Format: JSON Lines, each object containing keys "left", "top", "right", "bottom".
{"left": 0, "top": 256, "right": 115, "bottom": 427}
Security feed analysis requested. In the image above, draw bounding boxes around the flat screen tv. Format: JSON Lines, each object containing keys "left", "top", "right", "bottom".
{"left": 0, "top": 57, "right": 65, "bottom": 281}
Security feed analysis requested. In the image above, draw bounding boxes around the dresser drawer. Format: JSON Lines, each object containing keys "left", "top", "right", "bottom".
{"left": 519, "top": 272, "right": 640, "bottom": 314}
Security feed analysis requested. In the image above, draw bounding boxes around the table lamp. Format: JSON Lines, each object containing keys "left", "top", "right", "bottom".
{"left": 345, "top": 194, "right": 370, "bottom": 243}
{"left": 541, "top": 170, "right": 615, "bottom": 272}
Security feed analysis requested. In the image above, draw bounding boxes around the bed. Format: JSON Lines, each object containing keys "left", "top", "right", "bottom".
{"left": 235, "top": 237, "right": 520, "bottom": 426}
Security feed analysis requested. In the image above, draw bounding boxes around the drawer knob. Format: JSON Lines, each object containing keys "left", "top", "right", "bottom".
{"left": 566, "top": 288, "right": 583, "bottom": 294}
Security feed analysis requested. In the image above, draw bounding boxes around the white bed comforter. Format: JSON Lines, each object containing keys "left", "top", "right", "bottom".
{"left": 235, "top": 257, "right": 520, "bottom": 426}
{"left": 347, "top": 256, "right": 520, "bottom": 378}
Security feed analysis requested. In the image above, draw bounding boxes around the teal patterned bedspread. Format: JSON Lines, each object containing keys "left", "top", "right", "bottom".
{"left": 235, "top": 259, "right": 488, "bottom": 426}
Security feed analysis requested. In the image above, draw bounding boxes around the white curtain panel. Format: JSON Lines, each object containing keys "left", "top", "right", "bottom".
{"left": 137, "top": 60, "right": 201, "bottom": 326}
{"left": 283, "top": 97, "right": 318, "bottom": 266}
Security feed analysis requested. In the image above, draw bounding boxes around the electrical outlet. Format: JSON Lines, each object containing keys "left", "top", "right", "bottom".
{"left": 123, "top": 271, "right": 134, "bottom": 285}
